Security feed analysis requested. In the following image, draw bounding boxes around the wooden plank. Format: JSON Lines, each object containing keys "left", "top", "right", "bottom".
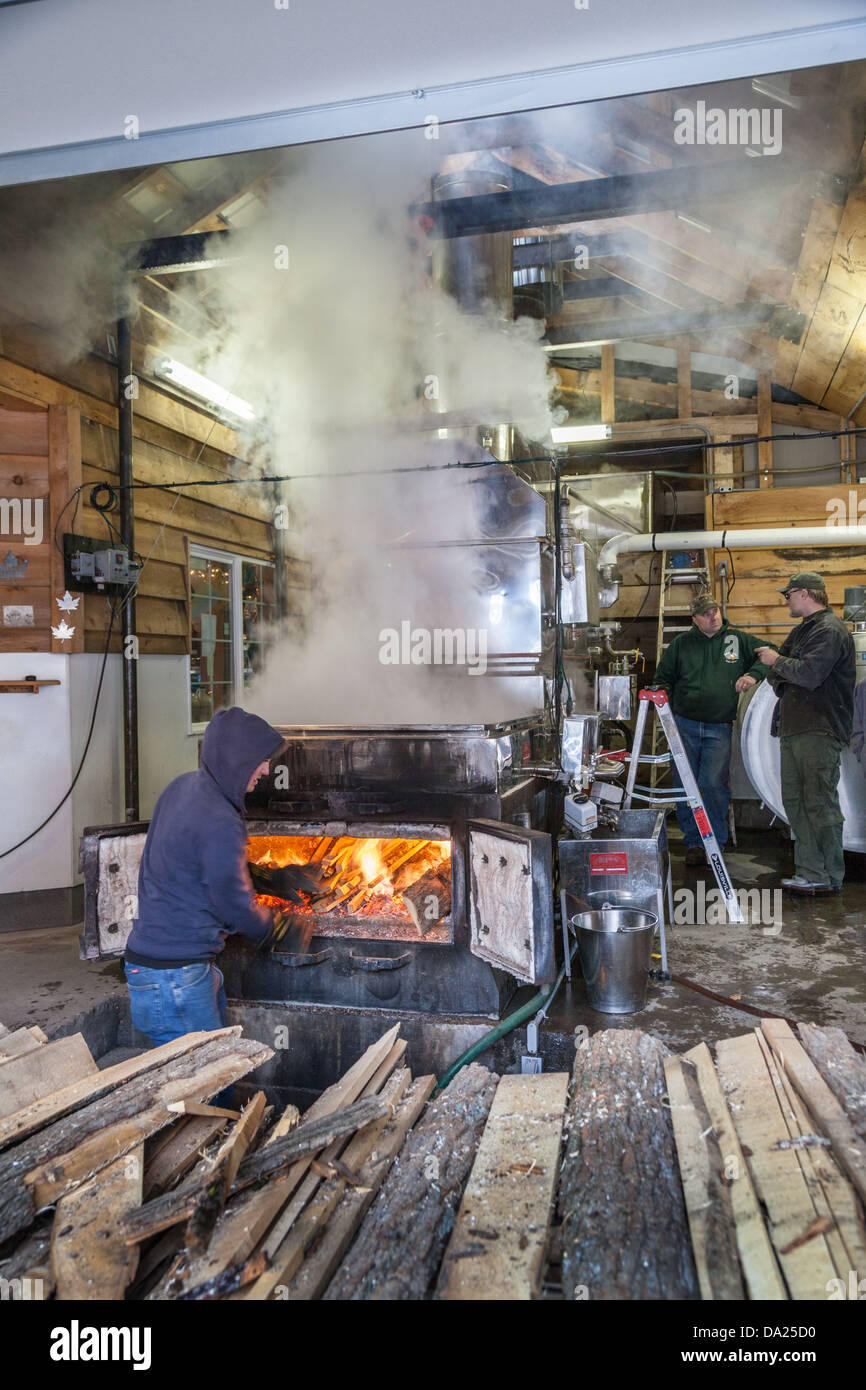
{"left": 0, "top": 454, "right": 49, "bottom": 490}
{"left": 143, "top": 1116, "right": 228, "bottom": 1199}
{"left": 773, "top": 197, "right": 843, "bottom": 390}
{"left": 712, "top": 481, "right": 866, "bottom": 527}
{"left": 797, "top": 1023, "right": 866, "bottom": 1143}
{"left": 0, "top": 1031, "right": 264, "bottom": 1228}
{"left": 600, "top": 343, "right": 615, "bottom": 424}
{"left": 792, "top": 283, "right": 863, "bottom": 405}
{"left": 324, "top": 1064, "right": 496, "bottom": 1302}
{"left": 716, "top": 547, "right": 864, "bottom": 579}
{"left": 714, "top": 1033, "right": 837, "bottom": 1298}
{"left": 559, "top": 1030, "right": 699, "bottom": 1300}
{"left": 254, "top": 1042, "right": 408, "bottom": 1265}
{"left": 0, "top": 403, "right": 49, "bottom": 453}
{"left": 80, "top": 419, "right": 272, "bottom": 521}
{"left": 130, "top": 1096, "right": 390, "bottom": 1273}
{"left": 436, "top": 1072, "right": 569, "bottom": 1301}
{"left": 19, "top": 1038, "right": 272, "bottom": 1218}
{"left": 771, "top": 400, "right": 851, "bottom": 431}
{"left": 755, "top": 1030, "right": 866, "bottom": 1279}
{"left": 52, "top": 1144, "right": 144, "bottom": 1301}
{"left": 714, "top": 576, "right": 851, "bottom": 611}
{"left": 663, "top": 1055, "right": 745, "bottom": 1301}
{"left": 0, "top": 1025, "right": 48, "bottom": 1062}
{"left": 0, "top": 1035, "right": 97, "bottom": 1119}
{"left": 47, "top": 404, "right": 83, "bottom": 653}
{"left": 0, "top": 353, "right": 243, "bottom": 458}
{"left": 676, "top": 340, "right": 691, "bottom": 419}
{"left": 232, "top": 1064, "right": 411, "bottom": 1301}
{"left": 84, "top": 595, "right": 188, "bottom": 639}
{"left": 184, "top": 1091, "right": 267, "bottom": 1254}
{"left": 164, "top": 1100, "right": 240, "bottom": 1120}
{"left": 760, "top": 1020, "right": 866, "bottom": 1209}
{"left": 287, "top": 1075, "right": 437, "bottom": 1301}
{"left": 684, "top": 1042, "right": 786, "bottom": 1301}
{"left": 81, "top": 462, "right": 273, "bottom": 553}
{"left": 711, "top": 434, "right": 734, "bottom": 489}
{"left": 147, "top": 1025, "right": 401, "bottom": 1297}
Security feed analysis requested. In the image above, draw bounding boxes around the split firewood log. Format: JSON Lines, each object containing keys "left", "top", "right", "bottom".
{"left": 401, "top": 868, "right": 451, "bottom": 935}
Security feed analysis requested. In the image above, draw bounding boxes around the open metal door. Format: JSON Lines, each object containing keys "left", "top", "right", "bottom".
{"left": 78, "top": 821, "right": 149, "bottom": 960}
{"left": 467, "top": 818, "right": 555, "bottom": 985}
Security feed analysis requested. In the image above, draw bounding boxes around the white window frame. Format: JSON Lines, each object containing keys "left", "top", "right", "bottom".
{"left": 188, "top": 543, "right": 274, "bottom": 734}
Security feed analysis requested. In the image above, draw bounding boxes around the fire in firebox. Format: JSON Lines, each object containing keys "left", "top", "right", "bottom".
{"left": 247, "top": 834, "right": 453, "bottom": 942}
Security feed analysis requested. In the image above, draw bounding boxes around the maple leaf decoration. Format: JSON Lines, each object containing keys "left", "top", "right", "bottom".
{"left": 56, "top": 591, "right": 80, "bottom": 613}
{"left": 51, "top": 619, "right": 76, "bottom": 642}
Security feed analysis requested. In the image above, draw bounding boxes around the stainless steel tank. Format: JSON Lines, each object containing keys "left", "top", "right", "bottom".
{"left": 739, "top": 680, "right": 866, "bottom": 853}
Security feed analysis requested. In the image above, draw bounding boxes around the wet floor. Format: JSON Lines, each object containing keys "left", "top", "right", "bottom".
{"left": 542, "top": 828, "right": 866, "bottom": 1051}
{"left": 0, "top": 828, "right": 863, "bottom": 1058}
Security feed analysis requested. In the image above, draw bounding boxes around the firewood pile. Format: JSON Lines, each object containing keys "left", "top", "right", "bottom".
{"left": 1, "top": 1014, "right": 863, "bottom": 1301}
{"left": 551, "top": 1020, "right": 866, "bottom": 1301}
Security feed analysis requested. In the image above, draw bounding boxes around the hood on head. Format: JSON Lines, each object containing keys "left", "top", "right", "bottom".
{"left": 200, "top": 707, "right": 284, "bottom": 810}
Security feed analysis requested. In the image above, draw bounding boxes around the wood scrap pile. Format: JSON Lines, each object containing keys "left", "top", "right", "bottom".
{"left": 0, "top": 1019, "right": 495, "bottom": 1300}
{"left": 664, "top": 1020, "right": 866, "bottom": 1301}
{"left": 5, "top": 1010, "right": 860, "bottom": 1302}
{"left": 0, "top": 1015, "right": 574, "bottom": 1301}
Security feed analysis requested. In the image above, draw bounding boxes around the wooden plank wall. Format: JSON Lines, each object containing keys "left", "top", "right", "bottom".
{"left": 0, "top": 391, "right": 54, "bottom": 654}
{"left": 710, "top": 483, "right": 866, "bottom": 634}
{"left": 0, "top": 352, "right": 308, "bottom": 656}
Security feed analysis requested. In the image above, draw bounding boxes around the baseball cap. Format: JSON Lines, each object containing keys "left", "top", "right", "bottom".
{"left": 690, "top": 593, "right": 720, "bottom": 616}
{"left": 778, "top": 571, "right": 824, "bottom": 595}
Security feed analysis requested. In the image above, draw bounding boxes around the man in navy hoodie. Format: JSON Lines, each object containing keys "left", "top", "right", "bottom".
{"left": 124, "top": 707, "right": 286, "bottom": 1044}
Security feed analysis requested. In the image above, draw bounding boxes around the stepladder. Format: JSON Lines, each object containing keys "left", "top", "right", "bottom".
{"left": 624, "top": 688, "right": 744, "bottom": 924}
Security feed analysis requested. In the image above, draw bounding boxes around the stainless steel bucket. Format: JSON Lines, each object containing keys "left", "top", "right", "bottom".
{"left": 572, "top": 907, "right": 657, "bottom": 1014}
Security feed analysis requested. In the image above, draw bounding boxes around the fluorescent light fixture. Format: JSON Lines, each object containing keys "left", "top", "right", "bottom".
{"left": 155, "top": 357, "right": 256, "bottom": 422}
{"left": 676, "top": 211, "right": 712, "bottom": 234}
{"left": 615, "top": 138, "right": 653, "bottom": 165}
{"left": 551, "top": 424, "right": 611, "bottom": 444}
{"left": 751, "top": 77, "right": 802, "bottom": 110}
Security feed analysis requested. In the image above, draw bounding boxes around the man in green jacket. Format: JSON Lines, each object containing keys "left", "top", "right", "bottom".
{"left": 655, "top": 593, "right": 773, "bottom": 865}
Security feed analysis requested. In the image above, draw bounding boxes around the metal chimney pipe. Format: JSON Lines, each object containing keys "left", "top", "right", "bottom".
{"left": 117, "top": 316, "right": 140, "bottom": 822}
{"left": 431, "top": 169, "right": 515, "bottom": 461}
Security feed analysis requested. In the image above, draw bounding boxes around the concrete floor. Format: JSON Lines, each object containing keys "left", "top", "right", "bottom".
{"left": 543, "top": 829, "right": 866, "bottom": 1052}
{"left": 0, "top": 828, "right": 863, "bottom": 1075}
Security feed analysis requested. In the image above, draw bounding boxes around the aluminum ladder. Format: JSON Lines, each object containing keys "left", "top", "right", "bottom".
{"left": 624, "top": 687, "right": 744, "bottom": 924}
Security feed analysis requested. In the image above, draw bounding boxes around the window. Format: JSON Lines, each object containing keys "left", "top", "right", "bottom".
{"left": 189, "top": 545, "right": 276, "bottom": 728}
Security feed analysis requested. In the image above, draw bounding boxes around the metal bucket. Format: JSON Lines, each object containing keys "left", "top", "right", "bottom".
{"left": 572, "top": 907, "right": 657, "bottom": 1014}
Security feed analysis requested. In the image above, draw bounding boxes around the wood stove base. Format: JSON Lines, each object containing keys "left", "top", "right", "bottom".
{"left": 219, "top": 932, "right": 516, "bottom": 1018}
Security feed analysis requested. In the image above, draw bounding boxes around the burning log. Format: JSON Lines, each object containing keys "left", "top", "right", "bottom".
{"left": 401, "top": 867, "right": 451, "bottom": 936}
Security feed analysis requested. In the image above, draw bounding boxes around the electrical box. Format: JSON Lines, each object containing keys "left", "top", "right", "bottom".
{"left": 64, "top": 534, "right": 141, "bottom": 593}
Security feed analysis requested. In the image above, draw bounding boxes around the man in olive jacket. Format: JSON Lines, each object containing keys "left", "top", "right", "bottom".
{"left": 655, "top": 593, "right": 773, "bottom": 864}
{"left": 756, "top": 572, "right": 855, "bottom": 896}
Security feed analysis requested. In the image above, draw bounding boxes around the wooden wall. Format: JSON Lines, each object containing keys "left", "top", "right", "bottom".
{"left": 0, "top": 350, "right": 308, "bottom": 657}
{"left": 710, "top": 483, "right": 866, "bottom": 633}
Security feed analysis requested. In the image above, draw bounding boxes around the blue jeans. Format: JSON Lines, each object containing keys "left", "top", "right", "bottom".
{"left": 124, "top": 960, "right": 227, "bottom": 1044}
{"left": 670, "top": 715, "right": 732, "bottom": 848}
{"left": 125, "top": 960, "right": 232, "bottom": 1107}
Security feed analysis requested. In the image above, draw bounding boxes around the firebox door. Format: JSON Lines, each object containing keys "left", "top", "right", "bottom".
{"left": 467, "top": 819, "right": 555, "bottom": 985}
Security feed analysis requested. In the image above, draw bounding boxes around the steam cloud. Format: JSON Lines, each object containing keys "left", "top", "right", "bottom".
{"left": 155, "top": 135, "right": 557, "bottom": 725}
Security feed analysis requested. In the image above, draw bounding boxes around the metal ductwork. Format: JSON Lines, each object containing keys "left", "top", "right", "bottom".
{"left": 431, "top": 168, "right": 515, "bottom": 462}
{"left": 432, "top": 169, "right": 513, "bottom": 316}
